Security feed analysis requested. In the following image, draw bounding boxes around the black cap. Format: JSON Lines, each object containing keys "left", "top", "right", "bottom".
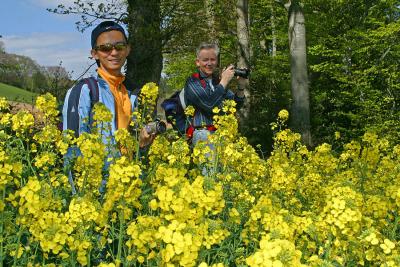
{"left": 91, "top": 21, "right": 128, "bottom": 48}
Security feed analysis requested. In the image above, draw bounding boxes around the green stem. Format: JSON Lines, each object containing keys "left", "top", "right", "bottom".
{"left": 0, "top": 188, "right": 5, "bottom": 267}
{"left": 81, "top": 171, "right": 87, "bottom": 197}
{"left": 212, "top": 136, "right": 221, "bottom": 177}
{"left": 87, "top": 248, "right": 91, "bottom": 267}
{"left": 32, "top": 242, "right": 39, "bottom": 264}
{"left": 18, "top": 139, "right": 36, "bottom": 177}
{"left": 135, "top": 134, "right": 140, "bottom": 162}
{"left": 12, "top": 227, "right": 23, "bottom": 267}
{"left": 70, "top": 250, "right": 76, "bottom": 267}
{"left": 391, "top": 213, "right": 400, "bottom": 239}
{"left": 117, "top": 207, "right": 125, "bottom": 263}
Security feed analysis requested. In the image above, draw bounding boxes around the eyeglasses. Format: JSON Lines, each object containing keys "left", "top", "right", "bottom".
{"left": 95, "top": 42, "right": 128, "bottom": 52}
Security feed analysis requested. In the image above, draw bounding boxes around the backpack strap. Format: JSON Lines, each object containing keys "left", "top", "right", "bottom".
{"left": 65, "top": 77, "right": 100, "bottom": 137}
{"left": 65, "top": 80, "right": 85, "bottom": 137}
{"left": 83, "top": 77, "right": 100, "bottom": 107}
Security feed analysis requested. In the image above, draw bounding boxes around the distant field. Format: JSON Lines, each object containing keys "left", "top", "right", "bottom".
{"left": 0, "top": 82, "right": 37, "bottom": 104}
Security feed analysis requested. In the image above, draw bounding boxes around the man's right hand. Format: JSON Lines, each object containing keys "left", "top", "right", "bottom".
{"left": 219, "top": 65, "right": 235, "bottom": 89}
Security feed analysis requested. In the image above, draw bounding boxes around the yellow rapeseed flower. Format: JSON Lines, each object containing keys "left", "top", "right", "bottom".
{"left": 11, "top": 111, "right": 34, "bottom": 135}
{"left": 278, "top": 109, "right": 289, "bottom": 122}
{"left": 35, "top": 93, "right": 59, "bottom": 123}
{"left": 185, "top": 105, "right": 195, "bottom": 117}
{"left": 380, "top": 239, "right": 395, "bottom": 254}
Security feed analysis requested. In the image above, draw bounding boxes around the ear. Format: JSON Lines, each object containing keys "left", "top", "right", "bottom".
{"left": 195, "top": 58, "right": 200, "bottom": 67}
{"left": 126, "top": 45, "right": 131, "bottom": 56}
{"left": 91, "top": 49, "right": 99, "bottom": 60}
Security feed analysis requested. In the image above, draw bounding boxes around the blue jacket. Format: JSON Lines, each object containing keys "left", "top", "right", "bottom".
{"left": 62, "top": 74, "right": 138, "bottom": 145}
{"left": 184, "top": 71, "right": 245, "bottom": 127}
{"left": 62, "top": 74, "right": 138, "bottom": 194}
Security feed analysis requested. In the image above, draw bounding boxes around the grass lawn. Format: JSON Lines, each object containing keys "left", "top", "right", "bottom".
{"left": 0, "top": 82, "right": 37, "bottom": 104}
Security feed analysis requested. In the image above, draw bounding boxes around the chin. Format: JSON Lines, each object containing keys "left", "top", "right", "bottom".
{"left": 107, "top": 65, "right": 123, "bottom": 71}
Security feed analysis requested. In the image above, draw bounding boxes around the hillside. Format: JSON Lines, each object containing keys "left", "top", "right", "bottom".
{"left": 0, "top": 82, "right": 37, "bottom": 104}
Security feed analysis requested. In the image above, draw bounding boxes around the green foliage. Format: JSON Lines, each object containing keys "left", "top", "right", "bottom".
{"left": 307, "top": 0, "right": 400, "bottom": 146}
{"left": 0, "top": 82, "right": 37, "bottom": 104}
{"left": 0, "top": 52, "right": 41, "bottom": 91}
{"left": 0, "top": 51, "right": 72, "bottom": 102}
{"left": 164, "top": 52, "right": 196, "bottom": 92}
{"left": 239, "top": 0, "right": 291, "bottom": 153}
{"left": 162, "top": 1, "right": 240, "bottom": 98}
{"left": 53, "top": 0, "right": 400, "bottom": 152}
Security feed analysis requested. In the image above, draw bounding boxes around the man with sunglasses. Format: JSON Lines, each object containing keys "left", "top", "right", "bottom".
{"left": 62, "top": 21, "right": 154, "bottom": 193}
{"left": 63, "top": 20, "right": 154, "bottom": 148}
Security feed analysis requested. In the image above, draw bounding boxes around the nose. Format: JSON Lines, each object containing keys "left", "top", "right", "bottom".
{"left": 110, "top": 48, "right": 119, "bottom": 55}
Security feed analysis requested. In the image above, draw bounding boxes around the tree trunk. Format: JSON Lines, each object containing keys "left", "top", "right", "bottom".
{"left": 236, "top": 0, "right": 251, "bottom": 119}
{"left": 126, "top": 0, "right": 163, "bottom": 90}
{"left": 205, "top": 0, "right": 218, "bottom": 43}
{"left": 287, "top": 1, "right": 312, "bottom": 146}
{"left": 271, "top": 1, "right": 277, "bottom": 58}
{"left": 270, "top": 0, "right": 277, "bottom": 95}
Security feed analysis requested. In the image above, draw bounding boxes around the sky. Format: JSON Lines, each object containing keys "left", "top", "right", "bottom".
{"left": 0, "top": 0, "right": 103, "bottom": 79}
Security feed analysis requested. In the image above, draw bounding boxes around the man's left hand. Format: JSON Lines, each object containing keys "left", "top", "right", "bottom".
{"left": 139, "top": 127, "right": 156, "bottom": 148}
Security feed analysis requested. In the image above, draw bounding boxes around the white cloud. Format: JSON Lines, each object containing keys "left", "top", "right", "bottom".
{"left": 30, "top": 0, "right": 121, "bottom": 9}
{"left": 2, "top": 32, "right": 96, "bottom": 79}
{"left": 27, "top": 0, "right": 128, "bottom": 32}
{"left": 3, "top": 33, "right": 76, "bottom": 50}
{"left": 30, "top": 0, "right": 90, "bottom": 9}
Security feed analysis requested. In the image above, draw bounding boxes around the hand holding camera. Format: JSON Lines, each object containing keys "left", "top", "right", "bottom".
{"left": 139, "top": 119, "right": 167, "bottom": 148}
{"left": 220, "top": 65, "right": 250, "bottom": 89}
{"left": 220, "top": 65, "right": 235, "bottom": 88}
{"left": 145, "top": 119, "right": 167, "bottom": 135}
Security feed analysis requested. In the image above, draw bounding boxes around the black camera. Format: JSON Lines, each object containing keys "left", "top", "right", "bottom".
{"left": 145, "top": 119, "right": 167, "bottom": 135}
{"left": 234, "top": 68, "right": 250, "bottom": 79}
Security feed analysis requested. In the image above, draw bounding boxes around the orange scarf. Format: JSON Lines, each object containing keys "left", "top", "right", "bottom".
{"left": 97, "top": 68, "right": 131, "bottom": 130}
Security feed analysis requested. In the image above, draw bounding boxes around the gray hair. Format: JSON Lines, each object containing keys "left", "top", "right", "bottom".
{"left": 196, "top": 42, "right": 219, "bottom": 58}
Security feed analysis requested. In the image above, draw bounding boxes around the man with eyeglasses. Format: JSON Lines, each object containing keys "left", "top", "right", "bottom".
{"left": 62, "top": 21, "right": 154, "bottom": 193}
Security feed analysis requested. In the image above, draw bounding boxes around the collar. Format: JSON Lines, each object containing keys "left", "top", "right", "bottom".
{"left": 198, "top": 70, "right": 209, "bottom": 79}
{"left": 97, "top": 67, "right": 125, "bottom": 87}
{"left": 194, "top": 70, "right": 220, "bottom": 87}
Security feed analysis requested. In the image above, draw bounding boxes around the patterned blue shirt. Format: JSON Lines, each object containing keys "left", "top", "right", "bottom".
{"left": 184, "top": 71, "right": 245, "bottom": 127}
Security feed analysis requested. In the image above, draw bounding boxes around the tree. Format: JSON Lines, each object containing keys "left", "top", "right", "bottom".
{"left": 45, "top": 63, "right": 74, "bottom": 101}
{"left": 286, "top": 0, "right": 311, "bottom": 146}
{"left": 50, "top": 0, "right": 205, "bottom": 89}
{"left": 32, "top": 70, "right": 48, "bottom": 94}
{"left": 205, "top": 0, "right": 218, "bottom": 43}
{"left": 236, "top": 0, "right": 251, "bottom": 121}
{"left": 49, "top": 0, "right": 162, "bottom": 88}
{"left": 306, "top": 0, "right": 400, "bottom": 144}
{"left": 125, "top": 0, "right": 162, "bottom": 89}
{"left": 0, "top": 52, "right": 42, "bottom": 91}
{"left": 50, "top": 0, "right": 400, "bottom": 150}
{"left": 0, "top": 40, "right": 5, "bottom": 53}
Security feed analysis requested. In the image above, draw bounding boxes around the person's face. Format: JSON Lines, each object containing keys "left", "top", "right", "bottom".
{"left": 195, "top": 48, "right": 218, "bottom": 77}
{"left": 91, "top": 30, "right": 130, "bottom": 76}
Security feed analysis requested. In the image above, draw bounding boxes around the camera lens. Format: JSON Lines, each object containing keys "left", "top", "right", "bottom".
{"left": 156, "top": 121, "right": 167, "bottom": 134}
{"left": 234, "top": 68, "right": 250, "bottom": 79}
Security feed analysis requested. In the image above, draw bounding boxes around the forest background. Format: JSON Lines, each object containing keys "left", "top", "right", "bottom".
{"left": 1, "top": 0, "right": 399, "bottom": 152}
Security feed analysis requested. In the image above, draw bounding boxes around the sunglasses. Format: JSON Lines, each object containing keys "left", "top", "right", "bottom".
{"left": 95, "top": 42, "right": 128, "bottom": 52}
